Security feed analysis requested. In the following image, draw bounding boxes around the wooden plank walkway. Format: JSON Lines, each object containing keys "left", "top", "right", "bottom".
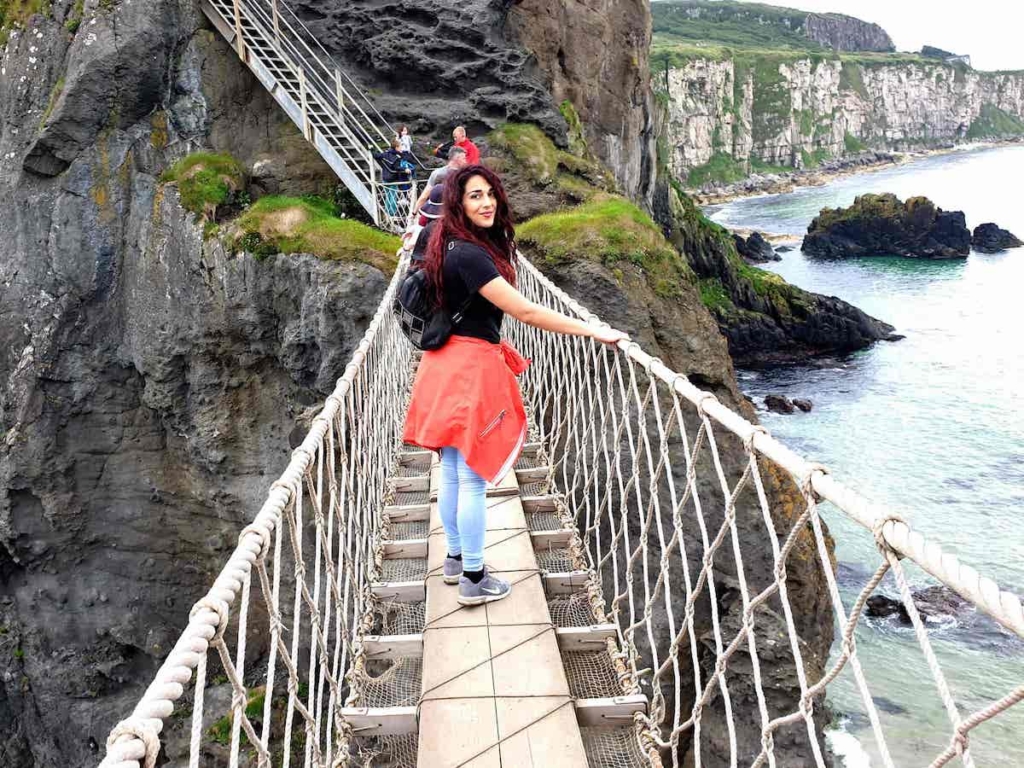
{"left": 417, "top": 457, "right": 588, "bottom": 767}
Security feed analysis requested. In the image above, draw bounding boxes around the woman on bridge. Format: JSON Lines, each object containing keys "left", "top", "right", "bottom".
{"left": 403, "top": 164, "right": 627, "bottom": 606}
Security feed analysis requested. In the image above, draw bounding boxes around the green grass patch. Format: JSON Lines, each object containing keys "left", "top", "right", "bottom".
{"left": 517, "top": 194, "right": 693, "bottom": 298}
{"left": 652, "top": 1, "right": 825, "bottom": 53}
{"left": 487, "top": 122, "right": 613, "bottom": 199}
{"left": 697, "top": 277, "right": 734, "bottom": 312}
{"left": 1, "top": 0, "right": 51, "bottom": 44}
{"left": 798, "top": 109, "right": 815, "bottom": 136}
{"left": 838, "top": 62, "right": 868, "bottom": 98}
{"left": 235, "top": 195, "right": 400, "bottom": 271}
{"left": 844, "top": 131, "right": 867, "bottom": 153}
{"left": 65, "top": 0, "right": 83, "bottom": 32}
{"left": 966, "top": 104, "right": 1024, "bottom": 140}
{"left": 39, "top": 76, "right": 64, "bottom": 128}
{"left": 750, "top": 157, "right": 791, "bottom": 174}
{"left": 558, "top": 100, "right": 587, "bottom": 157}
{"left": 687, "top": 152, "right": 747, "bottom": 187}
{"left": 159, "top": 152, "right": 244, "bottom": 217}
{"left": 800, "top": 147, "right": 830, "bottom": 169}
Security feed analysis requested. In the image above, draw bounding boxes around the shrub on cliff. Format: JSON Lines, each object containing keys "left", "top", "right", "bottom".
{"left": 517, "top": 194, "right": 694, "bottom": 299}
{"left": 159, "top": 152, "right": 245, "bottom": 220}
{"left": 233, "top": 195, "right": 400, "bottom": 272}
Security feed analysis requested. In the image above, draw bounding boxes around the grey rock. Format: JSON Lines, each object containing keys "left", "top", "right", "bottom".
{"left": 803, "top": 12, "right": 895, "bottom": 53}
{"left": 792, "top": 398, "right": 813, "bottom": 412}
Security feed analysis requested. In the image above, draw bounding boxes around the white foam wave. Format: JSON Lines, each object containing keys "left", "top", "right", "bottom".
{"left": 826, "top": 726, "right": 872, "bottom": 768}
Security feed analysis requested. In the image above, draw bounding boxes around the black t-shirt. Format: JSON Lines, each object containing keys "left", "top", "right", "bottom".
{"left": 442, "top": 239, "right": 504, "bottom": 344}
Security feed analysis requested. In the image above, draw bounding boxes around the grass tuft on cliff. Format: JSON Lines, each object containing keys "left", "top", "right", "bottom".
{"left": 234, "top": 195, "right": 400, "bottom": 272}
{"left": 160, "top": 152, "right": 245, "bottom": 218}
{"left": 688, "top": 152, "right": 748, "bottom": 187}
{"left": 966, "top": 104, "right": 1024, "bottom": 140}
{"left": 487, "top": 123, "right": 615, "bottom": 201}
{"left": 0, "top": 0, "right": 51, "bottom": 44}
{"left": 517, "top": 194, "right": 694, "bottom": 299}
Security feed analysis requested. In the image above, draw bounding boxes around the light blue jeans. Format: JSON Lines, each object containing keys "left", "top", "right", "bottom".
{"left": 438, "top": 447, "right": 487, "bottom": 572}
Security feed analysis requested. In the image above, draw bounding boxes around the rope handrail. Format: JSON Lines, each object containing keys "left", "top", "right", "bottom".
{"left": 99, "top": 250, "right": 1023, "bottom": 767}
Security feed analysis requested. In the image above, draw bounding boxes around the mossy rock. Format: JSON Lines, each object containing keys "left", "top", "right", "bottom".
{"left": 234, "top": 195, "right": 400, "bottom": 272}
{"left": 517, "top": 194, "right": 694, "bottom": 299}
{"left": 487, "top": 123, "right": 615, "bottom": 195}
{"left": 160, "top": 152, "right": 245, "bottom": 220}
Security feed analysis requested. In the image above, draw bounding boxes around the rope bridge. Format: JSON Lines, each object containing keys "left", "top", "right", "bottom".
{"left": 98, "top": 253, "right": 1023, "bottom": 767}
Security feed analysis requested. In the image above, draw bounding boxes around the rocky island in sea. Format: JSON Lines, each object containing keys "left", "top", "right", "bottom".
{"left": 802, "top": 193, "right": 1023, "bottom": 258}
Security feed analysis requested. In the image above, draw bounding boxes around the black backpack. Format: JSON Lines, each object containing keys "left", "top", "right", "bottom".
{"left": 393, "top": 247, "right": 471, "bottom": 350}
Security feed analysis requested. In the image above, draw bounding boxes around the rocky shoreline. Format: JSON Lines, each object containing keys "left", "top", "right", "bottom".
{"left": 691, "top": 139, "right": 1024, "bottom": 206}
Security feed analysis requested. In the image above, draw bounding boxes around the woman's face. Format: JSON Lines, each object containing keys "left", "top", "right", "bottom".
{"left": 463, "top": 175, "right": 497, "bottom": 228}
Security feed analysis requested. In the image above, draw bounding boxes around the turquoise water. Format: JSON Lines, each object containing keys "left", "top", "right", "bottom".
{"left": 709, "top": 146, "right": 1024, "bottom": 766}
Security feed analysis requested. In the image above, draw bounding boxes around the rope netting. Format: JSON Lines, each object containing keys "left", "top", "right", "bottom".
{"left": 101, "top": 252, "right": 1022, "bottom": 767}
{"left": 100, "top": 261, "right": 416, "bottom": 768}
{"left": 507, "top": 258, "right": 1024, "bottom": 767}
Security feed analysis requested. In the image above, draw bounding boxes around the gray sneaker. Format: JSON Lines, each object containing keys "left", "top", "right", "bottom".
{"left": 457, "top": 569, "right": 511, "bottom": 606}
{"left": 443, "top": 555, "right": 463, "bottom": 585}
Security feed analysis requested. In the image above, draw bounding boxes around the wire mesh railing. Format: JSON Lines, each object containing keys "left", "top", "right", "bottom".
{"left": 508, "top": 257, "right": 1024, "bottom": 768}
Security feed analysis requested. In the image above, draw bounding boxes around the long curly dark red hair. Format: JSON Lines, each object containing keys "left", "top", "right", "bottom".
{"left": 423, "top": 164, "right": 517, "bottom": 308}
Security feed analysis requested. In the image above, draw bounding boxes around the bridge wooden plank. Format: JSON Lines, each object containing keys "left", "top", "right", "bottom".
{"left": 418, "top": 461, "right": 587, "bottom": 767}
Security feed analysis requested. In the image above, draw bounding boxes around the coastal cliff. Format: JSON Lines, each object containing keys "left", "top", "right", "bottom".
{"left": 652, "top": 2, "right": 1024, "bottom": 186}
{"left": 0, "top": 0, "right": 833, "bottom": 765}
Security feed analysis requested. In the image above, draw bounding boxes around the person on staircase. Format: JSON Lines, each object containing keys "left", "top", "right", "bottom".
{"left": 402, "top": 165, "right": 628, "bottom": 606}
{"left": 373, "top": 138, "right": 415, "bottom": 217}
{"left": 413, "top": 145, "right": 467, "bottom": 216}
{"left": 396, "top": 124, "right": 413, "bottom": 154}
{"left": 434, "top": 125, "right": 480, "bottom": 166}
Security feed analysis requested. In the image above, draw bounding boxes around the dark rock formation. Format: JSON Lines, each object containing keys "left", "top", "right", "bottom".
{"left": 288, "top": 0, "right": 656, "bottom": 205}
{"left": 803, "top": 13, "right": 895, "bottom": 53}
{"left": 866, "top": 595, "right": 907, "bottom": 620}
{"left": 803, "top": 194, "right": 971, "bottom": 259}
{"left": 792, "top": 398, "right": 813, "bottom": 412}
{"left": 971, "top": 222, "right": 1023, "bottom": 253}
{"left": 732, "top": 231, "right": 780, "bottom": 263}
{"left": 655, "top": 183, "right": 899, "bottom": 366}
{"left": 864, "top": 586, "right": 970, "bottom": 626}
{"left": 765, "top": 394, "right": 796, "bottom": 414}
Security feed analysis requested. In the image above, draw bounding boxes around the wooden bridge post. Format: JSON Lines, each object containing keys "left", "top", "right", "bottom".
{"left": 231, "top": 0, "right": 244, "bottom": 58}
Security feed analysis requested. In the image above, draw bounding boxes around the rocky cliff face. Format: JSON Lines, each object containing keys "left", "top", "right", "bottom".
{"left": 0, "top": 2, "right": 383, "bottom": 764}
{"left": 803, "top": 13, "right": 894, "bottom": 53}
{"left": 663, "top": 55, "right": 1024, "bottom": 181}
{"left": 287, "top": 0, "right": 656, "bottom": 205}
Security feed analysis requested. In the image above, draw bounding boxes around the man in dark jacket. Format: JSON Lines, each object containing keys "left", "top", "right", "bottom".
{"left": 373, "top": 138, "right": 414, "bottom": 216}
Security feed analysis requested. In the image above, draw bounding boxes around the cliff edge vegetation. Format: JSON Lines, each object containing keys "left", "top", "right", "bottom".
{"left": 651, "top": 1, "right": 1024, "bottom": 187}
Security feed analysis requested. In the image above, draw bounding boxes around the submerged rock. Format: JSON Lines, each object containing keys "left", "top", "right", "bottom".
{"left": 732, "top": 231, "right": 780, "bottom": 263}
{"left": 792, "top": 398, "right": 813, "bottom": 412}
{"left": 971, "top": 222, "right": 1023, "bottom": 253}
{"left": 802, "top": 193, "right": 971, "bottom": 259}
{"left": 765, "top": 394, "right": 796, "bottom": 414}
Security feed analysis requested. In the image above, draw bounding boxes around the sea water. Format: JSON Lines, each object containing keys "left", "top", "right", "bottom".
{"left": 709, "top": 145, "right": 1024, "bottom": 766}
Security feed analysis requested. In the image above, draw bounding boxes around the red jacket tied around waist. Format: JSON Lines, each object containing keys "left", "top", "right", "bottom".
{"left": 403, "top": 337, "right": 530, "bottom": 483}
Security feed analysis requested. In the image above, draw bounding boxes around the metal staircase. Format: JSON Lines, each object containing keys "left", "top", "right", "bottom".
{"left": 200, "top": 0, "right": 417, "bottom": 232}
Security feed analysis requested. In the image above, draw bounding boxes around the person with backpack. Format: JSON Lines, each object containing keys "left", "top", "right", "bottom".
{"left": 401, "top": 165, "right": 628, "bottom": 606}
{"left": 373, "top": 138, "right": 415, "bottom": 216}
